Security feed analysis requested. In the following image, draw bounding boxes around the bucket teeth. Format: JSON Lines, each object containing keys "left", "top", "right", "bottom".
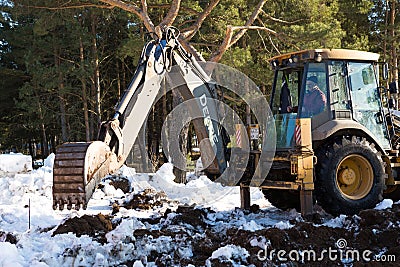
{"left": 52, "top": 142, "right": 114, "bottom": 210}
{"left": 52, "top": 142, "right": 91, "bottom": 211}
{"left": 52, "top": 197, "right": 84, "bottom": 210}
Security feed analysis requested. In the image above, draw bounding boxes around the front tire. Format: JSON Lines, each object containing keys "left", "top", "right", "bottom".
{"left": 315, "top": 136, "right": 385, "bottom": 215}
{"left": 263, "top": 190, "right": 301, "bottom": 211}
{"left": 384, "top": 185, "right": 400, "bottom": 201}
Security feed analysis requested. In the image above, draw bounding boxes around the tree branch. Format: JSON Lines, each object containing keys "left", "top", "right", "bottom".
{"left": 210, "top": 26, "right": 279, "bottom": 62}
{"left": 210, "top": 0, "right": 267, "bottom": 62}
{"left": 160, "top": 0, "right": 181, "bottom": 27}
{"left": 22, "top": 4, "right": 114, "bottom": 10}
{"left": 178, "top": 37, "right": 206, "bottom": 62}
{"left": 178, "top": 19, "right": 198, "bottom": 28}
{"left": 189, "top": 42, "right": 220, "bottom": 47}
{"left": 147, "top": 4, "right": 198, "bottom": 14}
{"left": 229, "top": 0, "right": 267, "bottom": 46}
{"left": 141, "top": 0, "right": 149, "bottom": 15}
{"left": 181, "top": 0, "right": 220, "bottom": 41}
{"left": 257, "top": 17, "right": 301, "bottom": 51}
{"left": 261, "top": 10, "right": 306, "bottom": 25}
{"left": 98, "top": 0, "right": 155, "bottom": 33}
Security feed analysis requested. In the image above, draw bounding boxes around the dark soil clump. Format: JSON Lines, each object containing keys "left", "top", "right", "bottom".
{"left": 52, "top": 214, "right": 113, "bottom": 243}
{"left": 0, "top": 231, "right": 17, "bottom": 244}
{"left": 123, "top": 189, "right": 168, "bottom": 210}
{"left": 106, "top": 176, "right": 131, "bottom": 193}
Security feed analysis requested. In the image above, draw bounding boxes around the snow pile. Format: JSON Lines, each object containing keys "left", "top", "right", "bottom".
{"left": 0, "top": 242, "right": 23, "bottom": 267}
{"left": 0, "top": 152, "right": 398, "bottom": 266}
{"left": 0, "top": 153, "right": 58, "bottom": 234}
{"left": 0, "top": 154, "right": 53, "bottom": 205}
{"left": 0, "top": 153, "right": 32, "bottom": 173}
{"left": 43, "top": 153, "right": 55, "bottom": 168}
{"left": 120, "top": 163, "right": 270, "bottom": 211}
{"left": 375, "top": 198, "right": 393, "bottom": 210}
{"left": 207, "top": 244, "right": 249, "bottom": 266}
{"left": 102, "top": 180, "right": 125, "bottom": 198}
{"left": 106, "top": 218, "right": 145, "bottom": 244}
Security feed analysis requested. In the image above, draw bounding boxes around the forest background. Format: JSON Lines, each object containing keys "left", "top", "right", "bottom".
{"left": 0, "top": 0, "right": 399, "bottom": 170}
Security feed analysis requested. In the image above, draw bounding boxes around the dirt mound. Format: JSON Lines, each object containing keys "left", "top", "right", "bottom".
{"left": 103, "top": 176, "right": 131, "bottom": 193}
{"left": 0, "top": 231, "right": 17, "bottom": 244}
{"left": 123, "top": 188, "right": 169, "bottom": 210}
{"left": 121, "top": 205, "right": 400, "bottom": 266}
{"left": 206, "top": 206, "right": 400, "bottom": 266}
{"left": 171, "top": 205, "right": 209, "bottom": 228}
{"left": 51, "top": 193, "right": 400, "bottom": 266}
{"left": 52, "top": 214, "right": 113, "bottom": 243}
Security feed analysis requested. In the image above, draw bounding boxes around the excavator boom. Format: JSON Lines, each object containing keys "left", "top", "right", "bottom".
{"left": 52, "top": 27, "right": 228, "bottom": 210}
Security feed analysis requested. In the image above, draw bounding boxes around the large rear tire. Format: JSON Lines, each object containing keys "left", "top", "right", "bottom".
{"left": 315, "top": 136, "right": 385, "bottom": 215}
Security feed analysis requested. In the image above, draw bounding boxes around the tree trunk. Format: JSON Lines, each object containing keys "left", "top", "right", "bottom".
{"left": 389, "top": 0, "right": 398, "bottom": 108}
{"left": 28, "top": 139, "right": 35, "bottom": 159}
{"left": 173, "top": 122, "right": 189, "bottom": 183}
{"left": 54, "top": 44, "right": 69, "bottom": 142}
{"left": 390, "top": 0, "right": 398, "bottom": 81}
{"left": 39, "top": 105, "right": 49, "bottom": 157}
{"left": 59, "top": 88, "right": 68, "bottom": 139}
{"left": 80, "top": 37, "right": 91, "bottom": 141}
{"left": 122, "top": 58, "right": 127, "bottom": 91}
{"left": 384, "top": 0, "right": 389, "bottom": 89}
{"left": 147, "top": 104, "right": 163, "bottom": 171}
{"left": 117, "top": 60, "right": 121, "bottom": 98}
{"left": 91, "top": 12, "right": 102, "bottom": 128}
{"left": 50, "top": 135, "right": 56, "bottom": 154}
{"left": 162, "top": 79, "right": 168, "bottom": 163}
{"left": 171, "top": 90, "right": 187, "bottom": 183}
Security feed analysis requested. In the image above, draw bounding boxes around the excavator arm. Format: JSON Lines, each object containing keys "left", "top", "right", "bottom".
{"left": 53, "top": 27, "right": 228, "bottom": 210}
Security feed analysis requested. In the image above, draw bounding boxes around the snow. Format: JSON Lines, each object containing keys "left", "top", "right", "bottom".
{"left": 120, "top": 163, "right": 271, "bottom": 211}
{"left": 132, "top": 260, "right": 144, "bottom": 267}
{"left": 322, "top": 214, "right": 348, "bottom": 228}
{"left": 249, "top": 236, "right": 270, "bottom": 249}
{"left": 207, "top": 244, "right": 249, "bottom": 266}
{"left": 0, "top": 242, "right": 24, "bottom": 267}
{"left": 274, "top": 220, "right": 294, "bottom": 229}
{"left": 0, "top": 153, "right": 32, "bottom": 173}
{"left": 0, "top": 152, "right": 394, "bottom": 266}
{"left": 102, "top": 180, "right": 125, "bottom": 198}
{"left": 0, "top": 153, "right": 277, "bottom": 266}
{"left": 375, "top": 198, "right": 393, "bottom": 210}
{"left": 106, "top": 218, "right": 145, "bottom": 244}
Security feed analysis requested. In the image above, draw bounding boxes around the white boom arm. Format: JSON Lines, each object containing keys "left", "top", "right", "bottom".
{"left": 98, "top": 27, "right": 228, "bottom": 176}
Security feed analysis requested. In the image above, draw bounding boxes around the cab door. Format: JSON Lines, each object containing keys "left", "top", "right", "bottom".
{"left": 271, "top": 70, "right": 301, "bottom": 149}
{"left": 348, "top": 62, "right": 390, "bottom": 149}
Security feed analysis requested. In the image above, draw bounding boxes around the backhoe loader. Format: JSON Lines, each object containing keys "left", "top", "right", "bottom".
{"left": 52, "top": 27, "right": 400, "bottom": 216}
{"left": 263, "top": 49, "right": 400, "bottom": 215}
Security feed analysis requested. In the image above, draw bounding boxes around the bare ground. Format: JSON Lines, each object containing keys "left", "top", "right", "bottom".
{"left": 48, "top": 186, "right": 400, "bottom": 266}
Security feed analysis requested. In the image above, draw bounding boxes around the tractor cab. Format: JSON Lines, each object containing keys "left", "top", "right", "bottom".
{"left": 269, "top": 49, "right": 391, "bottom": 151}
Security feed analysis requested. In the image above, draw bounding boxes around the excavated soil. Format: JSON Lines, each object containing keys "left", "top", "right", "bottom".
{"left": 51, "top": 180, "right": 400, "bottom": 266}
{"left": 100, "top": 176, "right": 131, "bottom": 193}
{"left": 51, "top": 203, "right": 400, "bottom": 266}
{"left": 52, "top": 214, "right": 113, "bottom": 244}
{"left": 0, "top": 231, "right": 17, "bottom": 244}
{"left": 107, "top": 176, "right": 131, "bottom": 193}
{"left": 122, "top": 188, "right": 170, "bottom": 210}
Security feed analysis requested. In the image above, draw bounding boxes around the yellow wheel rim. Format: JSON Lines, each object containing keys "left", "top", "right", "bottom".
{"left": 336, "top": 154, "right": 374, "bottom": 200}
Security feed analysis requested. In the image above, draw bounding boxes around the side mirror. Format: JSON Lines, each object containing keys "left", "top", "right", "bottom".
{"left": 383, "top": 63, "right": 389, "bottom": 80}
